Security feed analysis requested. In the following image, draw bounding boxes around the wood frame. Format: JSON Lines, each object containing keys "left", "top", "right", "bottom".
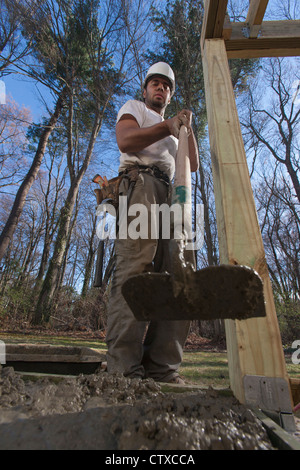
{"left": 200, "top": 0, "right": 299, "bottom": 405}
{"left": 246, "top": 0, "right": 269, "bottom": 38}
{"left": 226, "top": 20, "right": 300, "bottom": 58}
{"left": 201, "top": 0, "right": 300, "bottom": 58}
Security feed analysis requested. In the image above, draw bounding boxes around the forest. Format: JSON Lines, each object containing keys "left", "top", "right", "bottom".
{"left": 0, "top": 0, "right": 299, "bottom": 344}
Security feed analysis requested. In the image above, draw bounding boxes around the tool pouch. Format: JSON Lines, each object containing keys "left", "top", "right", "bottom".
{"left": 94, "top": 175, "right": 123, "bottom": 209}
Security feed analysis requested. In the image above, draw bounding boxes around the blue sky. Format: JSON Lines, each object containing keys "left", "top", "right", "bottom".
{"left": 2, "top": 73, "right": 54, "bottom": 121}
{"left": 2, "top": 0, "right": 299, "bottom": 124}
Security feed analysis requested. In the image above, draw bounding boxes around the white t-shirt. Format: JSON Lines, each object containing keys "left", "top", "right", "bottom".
{"left": 117, "top": 100, "right": 178, "bottom": 180}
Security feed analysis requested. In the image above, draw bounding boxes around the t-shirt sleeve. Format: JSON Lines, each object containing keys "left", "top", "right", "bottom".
{"left": 116, "top": 100, "right": 144, "bottom": 127}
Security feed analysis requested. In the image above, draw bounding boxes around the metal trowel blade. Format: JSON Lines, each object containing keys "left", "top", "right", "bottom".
{"left": 121, "top": 264, "right": 266, "bottom": 321}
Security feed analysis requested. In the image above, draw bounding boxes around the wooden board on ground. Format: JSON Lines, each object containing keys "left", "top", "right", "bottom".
{"left": 4, "top": 344, "right": 106, "bottom": 375}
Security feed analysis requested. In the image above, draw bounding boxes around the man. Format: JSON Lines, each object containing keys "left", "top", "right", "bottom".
{"left": 105, "top": 62, "right": 199, "bottom": 384}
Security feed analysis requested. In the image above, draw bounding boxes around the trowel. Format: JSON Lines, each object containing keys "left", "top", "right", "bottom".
{"left": 122, "top": 126, "right": 266, "bottom": 321}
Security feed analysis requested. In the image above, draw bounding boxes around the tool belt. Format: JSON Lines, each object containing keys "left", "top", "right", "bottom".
{"left": 119, "top": 164, "right": 170, "bottom": 186}
{"left": 93, "top": 164, "right": 170, "bottom": 210}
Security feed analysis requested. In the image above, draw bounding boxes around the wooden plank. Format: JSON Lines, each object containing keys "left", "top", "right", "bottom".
{"left": 213, "top": 0, "right": 228, "bottom": 37}
{"left": 6, "top": 354, "right": 103, "bottom": 363}
{"left": 222, "top": 13, "right": 232, "bottom": 40}
{"left": 201, "top": 38, "right": 292, "bottom": 404}
{"left": 231, "top": 20, "right": 300, "bottom": 39}
{"left": 246, "top": 0, "right": 269, "bottom": 37}
{"left": 227, "top": 46, "right": 300, "bottom": 59}
{"left": 226, "top": 20, "right": 300, "bottom": 58}
{"left": 201, "top": 0, "right": 217, "bottom": 43}
{"left": 226, "top": 40, "right": 300, "bottom": 59}
{"left": 5, "top": 343, "right": 105, "bottom": 363}
{"left": 201, "top": 0, "right": 228, "bottom": 49}
{"left": 253, "top": 409, "right": 300, "bottom": 451}
{"left": 246, "top": 0, "right": 269, "bottom": 25}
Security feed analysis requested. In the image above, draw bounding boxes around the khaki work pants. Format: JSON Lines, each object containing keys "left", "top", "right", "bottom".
{"left": 105, "top": 171, "right": 191, "bottom": 381}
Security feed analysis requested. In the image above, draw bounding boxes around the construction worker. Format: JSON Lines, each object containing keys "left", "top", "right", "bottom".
{"left": 105, "top": 62, "right": 199, "bottom": 384}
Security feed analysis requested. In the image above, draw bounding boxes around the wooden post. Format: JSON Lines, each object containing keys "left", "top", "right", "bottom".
{"left": 246, "top": 0, "right": 269, "bottom": 38}
{"left": 201, "top": 38, "right": 291, "bottom": 403}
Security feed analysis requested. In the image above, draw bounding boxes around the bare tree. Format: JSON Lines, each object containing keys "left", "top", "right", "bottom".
{"left": 34, "top": 141, "right": 68, "bottom": 288}
{"left": 0, "top": 88, "right": 67, "bottom": 261}
{"left": 241, "top": 58, "right": 300, "bottom": 203}
{"left": 240, "top": 56, "right": 300, "bottom": 330}
{"left": 0, "top": 0, "right": 35, "bottom": 74}
{"left": 33, "top": 0, "right": 157, "bottom": 324}
{"left": 254, "top": 165, "right": 299, "bottom": 300}
{"left": 0, "top": 97, "right": 31, "bottom": 192}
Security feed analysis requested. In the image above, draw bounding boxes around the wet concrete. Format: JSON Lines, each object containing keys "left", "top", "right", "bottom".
{"left": 0, "top": 365, "right": 275, "bottom": 450}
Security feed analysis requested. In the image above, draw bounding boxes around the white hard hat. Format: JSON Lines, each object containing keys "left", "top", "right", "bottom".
{"left": 143, "top": 62, "right": 175, "bottom": 95}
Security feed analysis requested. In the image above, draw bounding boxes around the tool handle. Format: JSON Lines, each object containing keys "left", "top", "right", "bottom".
{"left": 173, "top": 126, "right": 192, "bottom": 206}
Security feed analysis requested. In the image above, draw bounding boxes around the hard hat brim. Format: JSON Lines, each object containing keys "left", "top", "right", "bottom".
{"left": 144, "top": 74, "right": 174, "bottom": 93}
{"left": 143, "top": 62, "right": 175, "bottom": 96}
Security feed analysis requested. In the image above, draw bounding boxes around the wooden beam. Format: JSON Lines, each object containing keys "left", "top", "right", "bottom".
{"left": 222, "top": 13, "right": 232, "bottom": 40}
{"left": 201, "top": 0, "right": 228, "bottom": 49}
{"left": 201, "top": 38, "right": 292, "bottom": 404}
{"left": 246, "top": 0, "right": 269, "bottom": 38}
{"left": 232, "top": 20, "right": 300, "bottom": 39}
{"left": 225, "top": 20, "right": 300, "bottom": 58}
{"left": 226, "top": 43, "right": 300, "bottom": 59}
{"left": 213, "top": 0, "right": 228, "bottom": 37}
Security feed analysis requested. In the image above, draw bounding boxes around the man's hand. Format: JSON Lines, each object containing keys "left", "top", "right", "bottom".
{"left": 166, "top": 109, "right": 199, "bottom": 172}
{"left": 178, "top": 109, "right": 192, "bottom": 131}
{"left": 166, "top": 109, "right": 193, "bottom": 138}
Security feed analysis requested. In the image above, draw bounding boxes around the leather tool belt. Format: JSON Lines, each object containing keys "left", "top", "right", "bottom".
{"left": 119, "top": 164, "right": 170, "bottom": 186}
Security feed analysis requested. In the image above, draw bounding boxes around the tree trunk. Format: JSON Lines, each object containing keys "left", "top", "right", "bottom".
{"left": 0, "top": 88, "right": 66, "bottom": 261}
{"left": 33, "top": 107, "right": 102, "bottom": 324}
{"left": 34, "top": 233, "right": 51, "bottom": 289}
{"left": 197, "top": 159, "right": 217, "bottom": 266}
{"left": 81, "top": 214, "right": 97, "bottom": 297}
{"left": 33, "top": 182, "right": 79, "bottom": 324}
{"left": 93, "top": 240, "right": 105, "bottom": 288}
{"left": 285, "top": 158, "right": 300, "bottom": 204}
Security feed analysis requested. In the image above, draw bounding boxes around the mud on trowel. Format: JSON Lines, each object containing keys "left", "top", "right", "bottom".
{"left": 122, "top": 126, "right": 266, "bottom": 321}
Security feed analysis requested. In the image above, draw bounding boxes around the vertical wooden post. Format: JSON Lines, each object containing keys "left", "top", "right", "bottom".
{"left": 201, "top": 38, "right": 290, "bottom": 403}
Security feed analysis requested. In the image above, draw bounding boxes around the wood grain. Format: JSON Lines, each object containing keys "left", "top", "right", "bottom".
{"left": 201, "top": 38, "right": 291, "bottom": 403}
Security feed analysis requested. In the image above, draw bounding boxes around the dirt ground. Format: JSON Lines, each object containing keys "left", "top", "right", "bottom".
{"left": 0, "top": 364, "right": 277, "bottom": 450}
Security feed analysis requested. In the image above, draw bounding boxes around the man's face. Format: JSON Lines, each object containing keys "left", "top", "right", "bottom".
{"left": 143, "top": 75, "right": 172, "bottom": 113}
